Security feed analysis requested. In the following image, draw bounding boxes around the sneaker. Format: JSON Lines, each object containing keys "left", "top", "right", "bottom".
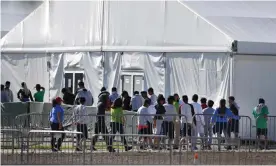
{"left": 182, "top": 146, "right": 186, "bottom": 150}
{"left": 52, "top": 148, "right": 58, "bottom": 152}
{"left": 234, "top": 146, "right": 238, "bottom": 150}
{"left": 75, "top": 147, "right": 82, "bottom": 151}
{"left": 140, "top": 145, "right": 146, "bottom": 150}
{"left": 207, "top": 145, "right": 212, "bottom": 150}
{"left": 125, "top": 146, "right": 132, "bottom": 151}
{"left": 108, "top": 147, "right": 116, "bottom": 152}
{"left": 201, "top": 146, "right": 204, "bottom": 150}
{"left": 173, "top": 146, "right": 179, "bottom": 150}
{"left": 192, "top": 146, "right": 198, "bottom": 151}
{"left": 225, "top": 146, "right": 232, "bottom": 150}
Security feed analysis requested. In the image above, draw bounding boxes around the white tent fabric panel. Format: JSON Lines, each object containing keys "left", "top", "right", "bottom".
{"left": 184, "top": 1, "right": 276, "bottom": 55}
{"left": 144, "top": 53, "right": 165, "bottom": 95}
{"left": 1, "top": 1, "right": 42, "bottom": 37}
{"left": 103, "top": 1, "right": 232, "bottom": 51}
{"left": 47, "top": 1, "right": 103, "bottom": 48}
{"left": 103, "top": 52, "right": 165, "bottom": 95}
{"left": 103, "top": 52, "right": 122, "bottom": 92}
{"left": 49, "top": 52, "right": 103, "bottom": 105}
{"left": 236, "top": 41, "right": 276, "bottom": 55}
{"left": 165, "top": 53, "right": 230, "bottom": 105}
{"left": 207, "top": 17, "right": 276, "bottom": 43}
{"left": 1, "top": 1, "right": 103, "bottom": 50}
{"left": 49, "top": 53, "right": 64, "bottom": 100}
{"left": 1, "top": 53, "right": 49, "bottom": 102}
{"left": 121, "top": 52, "right": 145, "bottom": 70}
{"left": 163, "top": 1, "right": 231, "bottom": 48}
{"left": 1, "top": 3, "right": 47, "bottom": 49}
{"left": 233, "top": 55, "right": 276, "bottom": 140}
{"left": 1, "top": 1, "right": 232, "bottom": 52}
{"left": 82, "top": 52, "right": 104, "bottom": 105}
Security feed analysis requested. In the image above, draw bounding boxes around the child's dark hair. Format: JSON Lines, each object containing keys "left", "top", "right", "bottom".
{"left": 52, "top": 99, "right": 57, "bottom": 107}
{"left": 112, "top": 98, "right": 123, "bottom": 109}
{"left": 207, "top": 100, "right": 214, "bottom": 107}
{"left": 167, "top": 96, "right": 175, "bottom": 104}
{"left": 200, "top": 97, "right": 207, "bottom": 104}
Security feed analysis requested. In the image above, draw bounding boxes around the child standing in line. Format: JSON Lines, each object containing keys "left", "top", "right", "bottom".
{"left": 109, "top": 98, "right": 132, "bottom": 151}
{"left": 73, "top": 97, "right": 88, "bottom": 151}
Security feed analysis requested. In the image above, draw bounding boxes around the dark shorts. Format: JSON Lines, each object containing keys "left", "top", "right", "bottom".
{"left": 77, "top": 124, "right": 88, "bottom": 139}
{"left": 138, "top": 122, "right": 153, "bottom": 135}
{"left": 213, "top": 122, "right": 227, "bottom": 134}
{"left": 162, "top": 121, "right": 174, "bottom": 139}
{"left": 181, "top": 123, "right": 192, "bottom": 137}
{"left": 228, "top": 119, "right": 239, "bottom": 133}
{"left": 257, "top": 128, "right": 268, "bottom": 137}
{"left": 138, "top": 128, "right": 149, "bottom": 135}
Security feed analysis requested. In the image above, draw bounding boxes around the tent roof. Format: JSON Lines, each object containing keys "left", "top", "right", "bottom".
{"left": 183, "top": 1, "right": 276, "bottom": 55}
{"left": 1, "top": 1, "right": 276, "bottom": 54}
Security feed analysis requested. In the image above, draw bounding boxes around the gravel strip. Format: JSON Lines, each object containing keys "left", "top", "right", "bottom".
{"left": 2, "top": 150, "right": 276, "bottom": 165}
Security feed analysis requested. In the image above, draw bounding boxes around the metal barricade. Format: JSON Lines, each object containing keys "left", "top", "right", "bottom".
{"left": 26, "top": 130, "right": 85, "bottom": 165}
{"left": 192, "top": 114, "right": 253, "bottom": 151}
{"left": 178, "top": 136, "right": 276, "bottom": 165}
{"left": 1, "top": 129, "right": 24, "bottom": 165}
{"left": 253, "top": 116, "right": 276, "bottom": 150}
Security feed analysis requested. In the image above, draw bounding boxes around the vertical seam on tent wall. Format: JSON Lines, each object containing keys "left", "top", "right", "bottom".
{"left": 230, "top": 53, "right": 234, "bottom": 96}
{"left": 100, "top": 1, "right": 105, "bottom": 52}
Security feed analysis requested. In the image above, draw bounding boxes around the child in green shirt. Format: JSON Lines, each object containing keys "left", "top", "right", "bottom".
{"left": 253, "top": 98, "right": 269, "bottom": 149}
{"left": 109, "top": 98, "right": 132, "bottom": 151}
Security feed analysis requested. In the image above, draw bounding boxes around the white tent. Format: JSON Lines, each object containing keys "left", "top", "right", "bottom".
{"left": 1, "top": 1, "right": 276, "bottom": 139}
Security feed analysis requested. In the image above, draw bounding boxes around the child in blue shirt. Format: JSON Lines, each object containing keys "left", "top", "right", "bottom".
{"left": 49, "top": 97, "right": 65, "bottom": 152}
{"left": 211, "top": 99, "right": 233, "bottom": 150}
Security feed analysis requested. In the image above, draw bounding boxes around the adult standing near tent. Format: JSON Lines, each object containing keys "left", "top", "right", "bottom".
{"left": 1, "top": 84, "right": 9, "bottom": 103}
{"left": 49, "top": 97, "right": 65, "bottom": 152}
{"left": 17, "top": 82, "right": 33, "bottom": 102}
{"left": 122, "top": 91, "right": 131, "bottom": 111}
{"left": 131, "top": 91, "right": 143, "bottom": 112}
{"left": 253, "top": 98, "right": 269, "bottom": 150}
{"left": 91, "top": 93, "right": 115, "bottom": 152}
{"left": 5, "top": 81, "right": 13, "bottom": 102}
{"left": 98, "top": 87, "right": 110, "bottom": 98}
{"left": 33, "top": 84, "right": 45, "bottom": 102}
{"left": 109, "top": 87, "right": 119, "bottom": 104}
{"left": 227, "top": 96, "right": 240, "bottom": 149}
{"left": 61, "top": 88, "right": 75, "bottom": 105}
{"left": 148, "top": 87, "right": 157, "bottom": 105}
{"left": 191, "top": 94, "right": 205, "bottom": 150}
{"left": 75, "top": 81, "right": 93, "bottom": 106}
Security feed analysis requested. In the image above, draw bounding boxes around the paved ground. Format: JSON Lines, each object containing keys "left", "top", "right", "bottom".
{"left": 2, "top": 143, "right": 276, "bottom": 165}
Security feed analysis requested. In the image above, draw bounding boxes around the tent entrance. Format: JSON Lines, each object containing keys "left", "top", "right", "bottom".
{"left": 121, "top": 71, "right": 144, "bottom": 95}
{"left": 64, "top": 70, "right": 84, "bottom": 94}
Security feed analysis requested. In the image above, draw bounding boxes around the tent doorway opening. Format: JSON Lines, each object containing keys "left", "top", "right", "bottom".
{"left": 64, "top": 71, "right": 84, "bottom": 94}
{"left": 121, "top": 71, "right": 144, "bottom": 96}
